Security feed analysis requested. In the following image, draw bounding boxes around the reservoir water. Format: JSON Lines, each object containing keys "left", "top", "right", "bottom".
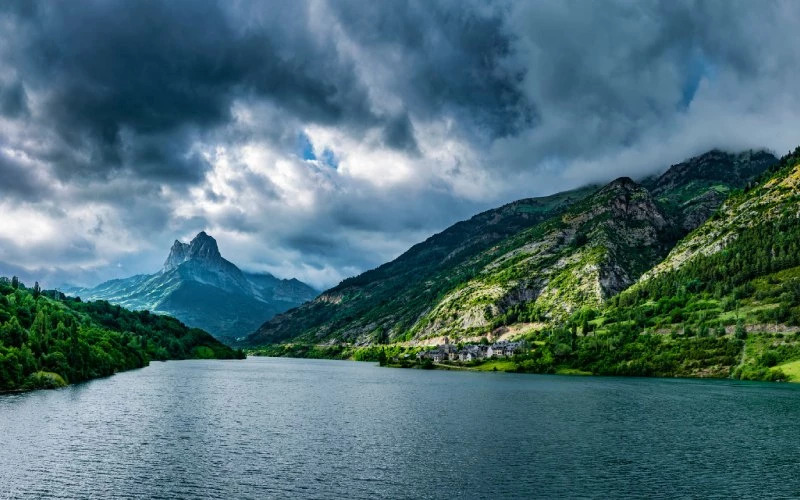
{"left": 1, "top": 357, "right": 800, "bottom": 499}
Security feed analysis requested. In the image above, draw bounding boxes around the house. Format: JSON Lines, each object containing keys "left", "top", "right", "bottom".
{"left": 491, "top": 342, "right": 507, "bottom": 357}
{"left": 459, "top": 345, "right": 485, "bottom": 362}
{"left": 441, "top": 344, "right": 458, "bottom": 361}
{"left": 503, "top": 341, "right": 523, "bottom": 356}
{"left": 491, "top": 341, "right": 524, "bottom": 357}
{"left": 417, "top": 340, "right": 523, "bottom": 365}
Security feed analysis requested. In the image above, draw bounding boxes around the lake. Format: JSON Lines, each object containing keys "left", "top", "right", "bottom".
{"left": 1, "top": 357, "right": 800, "bottom": 499}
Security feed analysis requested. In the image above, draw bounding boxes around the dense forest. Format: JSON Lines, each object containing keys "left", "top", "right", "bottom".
{"left": 0, "top": 277, "right": 244, "bottom": 392}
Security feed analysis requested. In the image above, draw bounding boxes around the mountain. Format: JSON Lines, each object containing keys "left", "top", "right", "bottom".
{"left": 243, "top": 185, "right": 599, "bottom": 345}
{"left": 644, "top": 149, "right": 777, "bottom": 232}
{"left": 0, "top": 276, "right": 242, "bottom": 392}
{"left": 246, "top": 149, "right": 776, "bottom": 346}
{"left": 65, "top": 232, "right": 317, "bottom": 342}
{"left": 576, "top": 146, "right": 800, "bottom": 380}
{"left": 641, "top": 149, "right": 798, "bottom": 282}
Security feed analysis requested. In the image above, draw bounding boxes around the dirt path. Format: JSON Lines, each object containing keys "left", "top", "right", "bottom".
{"left": 734, "top": 340, "right": 748, "bottom": 374}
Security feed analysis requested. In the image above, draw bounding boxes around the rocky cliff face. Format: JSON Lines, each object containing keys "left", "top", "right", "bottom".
{"left": 646, "top": 149, "right": 777, "bottom": 232}
{"left": 164, "top": 240, "right": 190, "bottom": 270}
{"left": 409, "top": 177, "right": 672, "bottom": 339}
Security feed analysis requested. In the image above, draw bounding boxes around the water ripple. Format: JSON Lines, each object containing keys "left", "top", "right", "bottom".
{"left": 1, "top": 358, "right": 800, "bottom": 498}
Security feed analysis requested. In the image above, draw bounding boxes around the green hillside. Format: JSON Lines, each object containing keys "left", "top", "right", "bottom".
{"left": 247, "top": 185, "right": 599, "bottom": 344}
{"left": 0, "top": 277, "right": 244, "bottom": 392}
{"left": 577, "top": 147, "right": 800, "bottom": 380}
{"left": 246, "top": 149, "right": 775, "bottom": 347}
{"left": 377, "top": 147, "right": 800, "bottom": 382}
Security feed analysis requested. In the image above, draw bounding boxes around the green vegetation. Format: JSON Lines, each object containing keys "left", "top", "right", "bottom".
{"left": 247, "top": 149, "right": 800, "bottom": 383}
{"left": 249, "top": 150, "right": 775, "bottom": 349}
{"left": 0, "top": 277, "right": 244, "bottom": 392}
{"left": 249, "top": 343, "right": 424, "bottom": 363}
{"left": 247, "top": 186, "right": 600, "bottom": 345}
{"left": 483, "top": 148, "right": 800, "bottom": 382}
{"left": 472, "top": 360, "right": 517, "bottom": 372}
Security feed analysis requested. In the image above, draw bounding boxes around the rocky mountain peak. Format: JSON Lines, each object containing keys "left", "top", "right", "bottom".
{"left": 595, "top": 177, "right": 653, "bottom": 207}
{"left": 651, "top": 149, "right": 776, "bottom": 195}
{"left": 602, "top": 176, "right": 639, "bottom": 192}
{"left": 164, "top": 240, "right": 190, "bottom": 270}
{"left": 164, "top": 231, "right": 224, "bottom": 271}
{"left": 187, "top": 231, "right": 222, "bottom": 261}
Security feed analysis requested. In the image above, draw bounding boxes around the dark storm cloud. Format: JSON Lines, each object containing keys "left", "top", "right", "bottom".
{"left": 3, "top": 0, "right": 519, "bottom": 184}
{"left": 329, "top": 0, "right": 534, "bottom": 140}
{"left": 2, "top": 0, "right": 369, "bottom": 182}
{"left": 1, "top": 0, "right": 531, "bottom": 181}
{"left": 0, "top": 148, "right": 47, "bottom": 200}
{"left": 0, "top": 80, "right": 28, "bottom": 117}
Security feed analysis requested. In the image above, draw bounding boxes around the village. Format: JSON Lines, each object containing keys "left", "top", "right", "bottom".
{"left": 416, "top": 339, "right": 526, "bottom": 364}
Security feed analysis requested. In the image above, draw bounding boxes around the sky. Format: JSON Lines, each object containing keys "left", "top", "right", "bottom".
{"left": 2, "top": 0, "right": 800, "bottom": 290}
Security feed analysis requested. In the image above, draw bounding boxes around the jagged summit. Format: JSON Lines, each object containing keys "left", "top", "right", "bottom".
{"left": 594, "top": 176, "right": 644, "bottom": 199}
{"left": 165, "top": 240, "right": 190, "bottom": 270}
{"left": 188, "top": 231, "right": 220, "bottom": 257}
{"left": 649, "top": 149, "right": 776, "bottom": 196}
{"left": 609, "top": 176, "right": 636, "bottom": 186}
{"left": 164, "top": 231, "right": 225, "bottom": 271}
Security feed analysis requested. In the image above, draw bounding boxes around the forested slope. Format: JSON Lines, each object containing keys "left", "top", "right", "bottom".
{"left": 0, "top": 277, "right": 243, "bottom": 392}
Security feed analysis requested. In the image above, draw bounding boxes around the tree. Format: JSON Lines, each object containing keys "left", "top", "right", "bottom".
{"left": 11, "top": 276, "right": 19, "bottom": 289}
{"left": 55, "top": 321, "right": 70, "bottom": 341}
{"left": 33, "top": 281, "right": 41, "bottom": 299}
{"left": 735, "top": 320, "right": 747, "bottom": 340}
{"left": 1, "top": 317, "right": 28, "bottom": 347}
{"left": 29, "top": 310, "right": 49, "bottom": 356}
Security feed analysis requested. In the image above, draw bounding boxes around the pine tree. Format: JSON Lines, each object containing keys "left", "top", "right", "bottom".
{"left": 29, "top": 310, "right": 48, "bottom": 356}
{"left": 1, "top": 317, "right": 28, "bottom": 347}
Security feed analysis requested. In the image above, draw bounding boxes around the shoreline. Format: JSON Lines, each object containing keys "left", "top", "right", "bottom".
{"left": 0, "top": 357, "right": 246, "bottom": 396}
{"left": 249, "top": 351, "right": 798, "bottom": 384}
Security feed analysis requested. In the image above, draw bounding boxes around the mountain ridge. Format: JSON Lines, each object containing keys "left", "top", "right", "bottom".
{"left": 246, "top": 148, "right": 777, "bottom": 346}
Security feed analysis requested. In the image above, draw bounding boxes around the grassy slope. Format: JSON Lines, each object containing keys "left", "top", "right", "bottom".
{"left": 247, "top": 185, "right": 599, "bottom": 345}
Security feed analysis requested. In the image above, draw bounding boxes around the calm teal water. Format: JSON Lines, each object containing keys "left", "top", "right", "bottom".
{"left": 1, "top": 357, "right": 800, "bottom": 499}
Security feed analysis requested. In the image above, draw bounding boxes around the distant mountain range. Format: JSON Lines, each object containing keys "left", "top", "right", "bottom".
{"left": 245, "top": 149, "right": 778, "bottom": 346}
{"left": 65, "top": 232, "right": 317, "bottom": 342}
